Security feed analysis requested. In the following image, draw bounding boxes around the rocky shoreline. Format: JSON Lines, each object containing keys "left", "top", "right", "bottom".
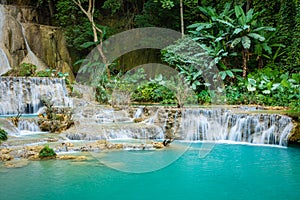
{"left": 0, "top": 137, "right": 168, "bottom": 168}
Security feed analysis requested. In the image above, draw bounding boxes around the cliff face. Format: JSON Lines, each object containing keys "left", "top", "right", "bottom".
{"left": 0, "top": 3, "right": 74, "bottom": 80}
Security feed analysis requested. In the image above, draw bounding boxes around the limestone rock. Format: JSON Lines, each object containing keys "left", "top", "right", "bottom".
{"left": 58, "top": 155, "right": 87, "bottom": 161}
{"left": 152, "top": 142, "right": 165, "bottom": 149}
{"left": 0, "top": 154, "right": 14, "bottom": 161}
{"left": 0, "top": 148, "right": 12, "bottom": 154}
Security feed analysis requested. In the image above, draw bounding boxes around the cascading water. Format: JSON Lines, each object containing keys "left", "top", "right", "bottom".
{"left": 134, "top": 107, "right": 143, "bottom": 118}
{"left": 0, "top": 4, "right": 46, "bottom": 73}
{"left": 19, "top": 23, "right": 46, "bottom": 69}
{"left": 0, "top": 77, "right": 72, "bottom": 115}
{"left": 0, "top": 5, "right": 11, "bottom": 75}
{"left": 17, "top": 119, "right": 41, "bottom": 133}
{"left": 181, "top": 109, "right": 293, "bottom": 146}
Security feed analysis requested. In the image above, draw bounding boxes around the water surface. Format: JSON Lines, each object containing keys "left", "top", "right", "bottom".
{"left": 1, "top": 143, "right": 300, "bottom": 200}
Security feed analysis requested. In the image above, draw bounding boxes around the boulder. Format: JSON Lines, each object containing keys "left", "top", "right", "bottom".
{"left": 0, "top": 148, "right": 12, "bottom": 154}
{"left": 0, "top": 154, "right": 14, "bottom": 161}
{"left": 152, "top": 142, "right": 165, "bottom": 149}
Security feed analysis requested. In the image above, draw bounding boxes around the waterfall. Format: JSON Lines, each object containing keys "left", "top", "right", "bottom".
{"left": 0, "top": 47, "right": 11, "bottom": 75}
{"left": 181, "top": 109, "right": 293, "bottom": 146}
{"left": 19, "top": 23, "right": 46, "bottom": 69}
{"left": 0, "top": 5, "right": 11, "bottom": 75}
{"left": 0, "top": 4, "right": 46, "bottom": 73}
{"left": 17, "top": 119, "right": 41, "bottom": 132}
{"left": 0, "top": 77, "right": 72, "bottom": 115}
{"left": 134, "top": 107, "right": 143, "bottom": 118}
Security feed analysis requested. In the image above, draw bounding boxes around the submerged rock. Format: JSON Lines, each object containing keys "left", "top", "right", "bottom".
{"left": 57, "top": 155, "right": 87, "bottom": 161}
{"left": 4, "top": 159, "right": 29, "bottom": 168}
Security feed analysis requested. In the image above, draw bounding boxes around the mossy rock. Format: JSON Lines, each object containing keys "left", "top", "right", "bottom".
{"left": 39, "top": 145, "right": 56, "bottom": 159}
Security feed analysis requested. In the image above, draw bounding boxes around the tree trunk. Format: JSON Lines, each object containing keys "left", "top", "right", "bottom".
{"left": 242, "top": 48, "right": 248, "bottom": 78}
{"left": 73, "top": 0, "right": 110, "bottom": 79}
{"left": 180, "top": 0, "right": 184, "bottom": 37}
{"left": 246, "top": 0, "right": 252, "bottom": 12}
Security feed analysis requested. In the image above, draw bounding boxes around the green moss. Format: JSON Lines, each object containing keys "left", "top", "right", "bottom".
{"left": 39, "top": 145, "right": 56, "bottom": 158}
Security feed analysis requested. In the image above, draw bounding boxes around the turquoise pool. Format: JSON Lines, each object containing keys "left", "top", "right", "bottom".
{"left": 1, "top": 143, "right": 300, "bottom": 200}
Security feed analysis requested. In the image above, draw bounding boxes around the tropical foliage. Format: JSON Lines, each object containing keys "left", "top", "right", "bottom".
{"left": 20, "top": 0, "right": 299, "bottom": 110}
{"left": 0, "top": 128, "right": 8, "bottom": 142}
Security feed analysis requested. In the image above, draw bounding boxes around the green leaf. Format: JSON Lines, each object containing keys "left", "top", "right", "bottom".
{"left": 226, "top": 70, "right": 234, "bottom": 77}
{"left": 281, "top": 79, "right": 290, "bottom": 87}
{"left": 231, "top": 69, "right": 243, "bottom": 72}
{"left": 242, "top": 36, "right": 251, "bottom": 49}
{"left": 230, "top": 38, "right": 241, "bottom": 48}
{"left": 262, "top": 90, "right": 271, "bottom": 94}
{"left": 248, "top": 78, "right": 256, "bottom": 85}
{"left": 248, "top": 33, "right": 265, "bottom": 42}
{"left": 247, "top": 84, "right": 256, "bottom": 92}
{"left": 219, "top": 71, "right": 226, "bottom": 80}
{"left": 215, "top": 19, "right": 234, "bottom": 27}
{"left": 73, "top": 59, "right": 87, "bottom": 66}
{"left": 233, "top": 28, "right": 243, "bottom": 35}
{"left": 271, "top": 83, "right": 280, "bottom": 90}
{"left": 234, "top": 6, "right": 246, "bottom": 25}
{"left": 245, "top": 9, "right": 254, "bottom": 23}
{"left": 80, "top": 41, "right": 99, "bottom": 48}
{"left": 253, "top": 27, "right": 276, "bottom": 32}
{"left": 262, "top": 43, "right": 272, "bottom": 54}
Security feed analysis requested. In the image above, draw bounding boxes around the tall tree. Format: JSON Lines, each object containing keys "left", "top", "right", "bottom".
{"left": 72, "top": 0, "right": 110, "bottom": 78}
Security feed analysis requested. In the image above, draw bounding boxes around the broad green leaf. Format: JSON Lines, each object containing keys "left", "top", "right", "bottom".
{"left": 196, "top": 23, "right": 214, "bottom": 31}
{"left": 253, "top": 27, "right": 276, "bottom": 32}
{"left": 231, "top": 68, "right": 243, "bottom": 72}
{"left": 226, "top": 70, "right": 234, "bottom": 77}
{"left": 235, "top": 6, "right": 246, "bottom": 25}
{"left": 219, "top": 71, "right": 226, "bottom": 80}
{"left": 233, "top": 28, "right": 243, "bottom": 35}
{"left": 245, "top": 9, "right": 254, "bottom": 23}
{"left": 242, "top": 36, "right": 251, "bottom": 49}
{"left": 248, "top": 78, "right": 256, "bottom": 85}
{"left": 215, "top": 19, "right": 234, "bottom": 27}
{"left": 281, "top": 79, "right": 290, "bottom": 87}
{"left": 248, "top": 33, "right": 265, "bottom": 42}
{"left": 262, "top": 43, "right": 272, "bottom": 54}
{"left": 230, "top": 38, "right": 241, "bottom": 48}
{"left": 215, "top": 37, "right": 224, "bottom": 42}
{"left": 192, "top": 83, "right": 197, "bottom": 90}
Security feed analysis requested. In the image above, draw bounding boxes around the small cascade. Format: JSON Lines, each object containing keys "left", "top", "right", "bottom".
{"left": 181, "top": 109, "right": 294, "bottom": 146}
{"left": 66, "top": 123, "right": 164, "bottom": 140}
{"left": 0, "top": 77, "right": 72, "bottom": 115}
{"left": 17, "top": 119, "right": 41, "bottom": 132}
{"left": 146, "top": 109, "right": 159, "bottom": 124}
{"left": 134, "top": 107, "right": 144, "bottom": 118}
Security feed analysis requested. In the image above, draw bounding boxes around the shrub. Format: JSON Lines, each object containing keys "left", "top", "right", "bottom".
{"left": 39, "top": 145, "right": 56, "bottom": 158}
{"left": 19, "top": 63, "right": 37, "bottom": 77}
{"left": 0, "top": 128, "right": 8, "bottom": 142}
